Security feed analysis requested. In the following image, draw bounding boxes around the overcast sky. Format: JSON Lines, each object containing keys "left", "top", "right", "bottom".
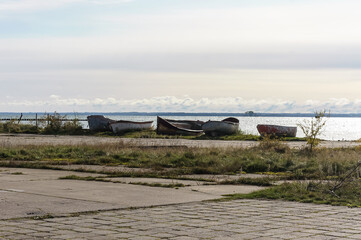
{"left": 1, "top": 0, "right": 361, "bottom": 113}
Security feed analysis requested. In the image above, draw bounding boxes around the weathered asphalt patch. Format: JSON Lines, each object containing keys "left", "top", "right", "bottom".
{"left": 0, "top": 167, "right": 268, "bottom": 220}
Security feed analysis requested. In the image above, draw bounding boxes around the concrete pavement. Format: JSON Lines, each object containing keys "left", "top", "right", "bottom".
{"left": 0, "top": 168, "right": 264, "bottom": 220}
{"left": 1, "top": 167, "right": 361, "bottom": 239}
{"left": 2, "top": 199, "right": 361, "bottom": 239}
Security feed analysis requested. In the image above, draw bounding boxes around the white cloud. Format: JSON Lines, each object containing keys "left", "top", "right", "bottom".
{"left": 0, "top": 0, "right": 133, "bottom": 12}
{"left": 91, "top": 0, "right": 133, "bottom": 5}
{"left": 0, "top": 36, "right": 360, "bottom": 73}
{"left": 3, "top": 96, "right": 361, "bottom": 113}
{"left": 1, "top": 1, "right": 361, "bottom": 108}
{"left": 1, "top": 1, "right": 361, "bottom": 73}
{"left": 0, "top": 0, "right": 82, "bottom": 11}
{"left": 1, "top": 68, "right": 361, "bottom": 104}
{"left": 100, "top": 1, "right": 361, "bottom": 47}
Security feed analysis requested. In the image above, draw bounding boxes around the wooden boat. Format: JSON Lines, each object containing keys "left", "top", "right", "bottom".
{"left": 202, "top": 117, "right": 239, "bottom": 136}
{"left": 156, "top": 116, "right": 204, "bottom": 136}
{"left": 110, "top": 120, "right": 153, "bottom": 134}
{"left": 87, "top": 115, "right": 115, "bottom": 132}
{"left": 257, "top": 124, "right": 297, "bottom": 137}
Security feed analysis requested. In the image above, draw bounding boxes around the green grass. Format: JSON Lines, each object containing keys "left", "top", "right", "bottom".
{"left": 59, "top": 175, "right": 111, "bottom": 182}
{"left": 2, "top": 137, "right": 361, "bottom": 206}
{"left": 224, "top": 181, "right": 361, "bottom": 207}
{"left": 128, "top": 182, "right": 186, "bottom": 188}
{"left": 219, "top": 177, "right": 276, "bottom": 186}
{"left": 0, "top": 121, "right": 39, "bottom": 134}
{"left": 1, "top": 143, "right": 361, "bottom": 178}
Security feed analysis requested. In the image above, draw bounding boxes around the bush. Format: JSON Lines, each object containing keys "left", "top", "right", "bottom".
{"left": 42, "top": 113, "right": 83, "bottom": 135}
{"left": 0, "top": 120, "right": 39, "bottom": 134}
{"left": 62, "top": 120, "right": 83, "bottom": 135}
{"left": 297, "top": 110, "right": 329, "bottom": 152}
{"left": 258, "top": 135, "right": 290, "bottom": 153}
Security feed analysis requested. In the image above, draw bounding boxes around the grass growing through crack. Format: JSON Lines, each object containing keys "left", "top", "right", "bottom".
{"left": 59, "top": 175, "right": 186, "bottom": 188}
{"left": 128, "top": 182, "right": 186, "bottom": 188}
{"left": 219, "top": 177, "right": 276, "bottom": 186}
{"left": 59, "top": 175, "right": 112, "bottom": 182}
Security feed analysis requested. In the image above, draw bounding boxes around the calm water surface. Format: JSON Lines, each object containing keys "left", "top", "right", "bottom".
{"left": 1, "top": 113, "right": 361, "bottom": 141}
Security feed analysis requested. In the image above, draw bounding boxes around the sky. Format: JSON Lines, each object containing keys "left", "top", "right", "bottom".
{"left": 1, "top": 0, "right": 361, "bottom": 113}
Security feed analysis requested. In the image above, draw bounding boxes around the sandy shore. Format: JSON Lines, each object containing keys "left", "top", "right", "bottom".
{"left": 1, "top": 133, "right": 360, "bottom": 148}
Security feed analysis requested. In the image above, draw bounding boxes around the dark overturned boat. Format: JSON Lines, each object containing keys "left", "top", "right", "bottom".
{"left": 156, "top": 116, "right": 204, "bottom": 136}
{"left": 257, "top": 124, "right": 297, "bottom": 137}
{"left": 202, "top": 117, "right": 239, "bottom": 136}
{"left": 87, "top": 115, "right": 115, "bottom": 132}
{"left": 110, "top": 120, "right": 153, "bottom": 134}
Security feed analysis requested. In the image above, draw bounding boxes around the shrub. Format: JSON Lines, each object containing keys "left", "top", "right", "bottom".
{"left": 42, "top": 112, "right": 83, "bottom": 135}
{"left": 297, "top": 110, "right": 329, "bottom": 152}
{"left": 258, "top": 135, "right": 289, "bottom": 153}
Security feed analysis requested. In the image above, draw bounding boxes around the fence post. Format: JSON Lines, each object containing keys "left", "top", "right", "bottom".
{"left": 36, "top": 113, "right": 38, "bottom": 128}
{"left": 18, "top": 113, "right": 23, "bottom": 124}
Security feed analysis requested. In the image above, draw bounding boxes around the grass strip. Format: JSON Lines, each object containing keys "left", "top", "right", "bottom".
{"left": 128, "top": 182, "right": 186, "bottom": 188}
{"left": 224, "top": 181, "right": 361, "bottom": 207}
{"left": 219, "top": 177, "right": 276, "bottom": 186}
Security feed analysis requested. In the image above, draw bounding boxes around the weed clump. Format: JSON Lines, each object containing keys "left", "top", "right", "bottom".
{"left": 42, "top": 113, "right": 83, "bottom": 135}
{"left": 228, "top": 180, "right": 361, "bottom": 207}
{"left": 297, "top": 110, "right": 329, "bottom": 152}
{"left": 258, "top": 135, "right": 290, "bottom": 153}
{"left": 0, "top": 120, "right": 39, "bottom": 134}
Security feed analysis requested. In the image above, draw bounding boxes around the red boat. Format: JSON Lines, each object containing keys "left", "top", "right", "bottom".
{"left": 257, "top": 124, "right": 297, "bottom": 137}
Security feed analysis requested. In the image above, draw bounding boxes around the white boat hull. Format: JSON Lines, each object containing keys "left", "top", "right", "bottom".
{"left": 202, "top": 118, "right": 239, "bottom": 136}
{"left": 110, "top": 121, "right": 153, "bottom": 134}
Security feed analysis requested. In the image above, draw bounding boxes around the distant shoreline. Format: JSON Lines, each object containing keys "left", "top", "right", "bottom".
{"left": 1, "top": 112, "right": 361, "bottom": 118}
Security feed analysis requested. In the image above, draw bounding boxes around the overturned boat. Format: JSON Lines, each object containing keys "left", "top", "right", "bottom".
{"left": 257, "top": 124, "right": 297, "bottom": 137}
{"left": 110, "top": 120, "right": 153, "bottom": 134}
{"left": 202, "top": 117, "right": 239, "bottom": 136}
{"left": 156, "top": 116, "right": 204, "bottom": 136}
{"left": 87, "top": 115, "right": 115, "bottom": 132}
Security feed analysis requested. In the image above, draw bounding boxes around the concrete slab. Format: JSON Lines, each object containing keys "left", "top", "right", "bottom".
{"left": 0, "top": 167, "right": 267, "bottom": 220}
{"left": 0, "top": 190, "right": 118, "bottom": 220}
{"left": 0, "top": 179, "right": 218, "bottom": 205}
{"left": 0, "top": 168, "right": 218, "bottom": 219}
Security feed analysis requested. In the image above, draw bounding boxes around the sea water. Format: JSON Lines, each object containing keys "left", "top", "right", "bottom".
{"left": 1, "top": 112, "right": 361, "bottom": 141}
